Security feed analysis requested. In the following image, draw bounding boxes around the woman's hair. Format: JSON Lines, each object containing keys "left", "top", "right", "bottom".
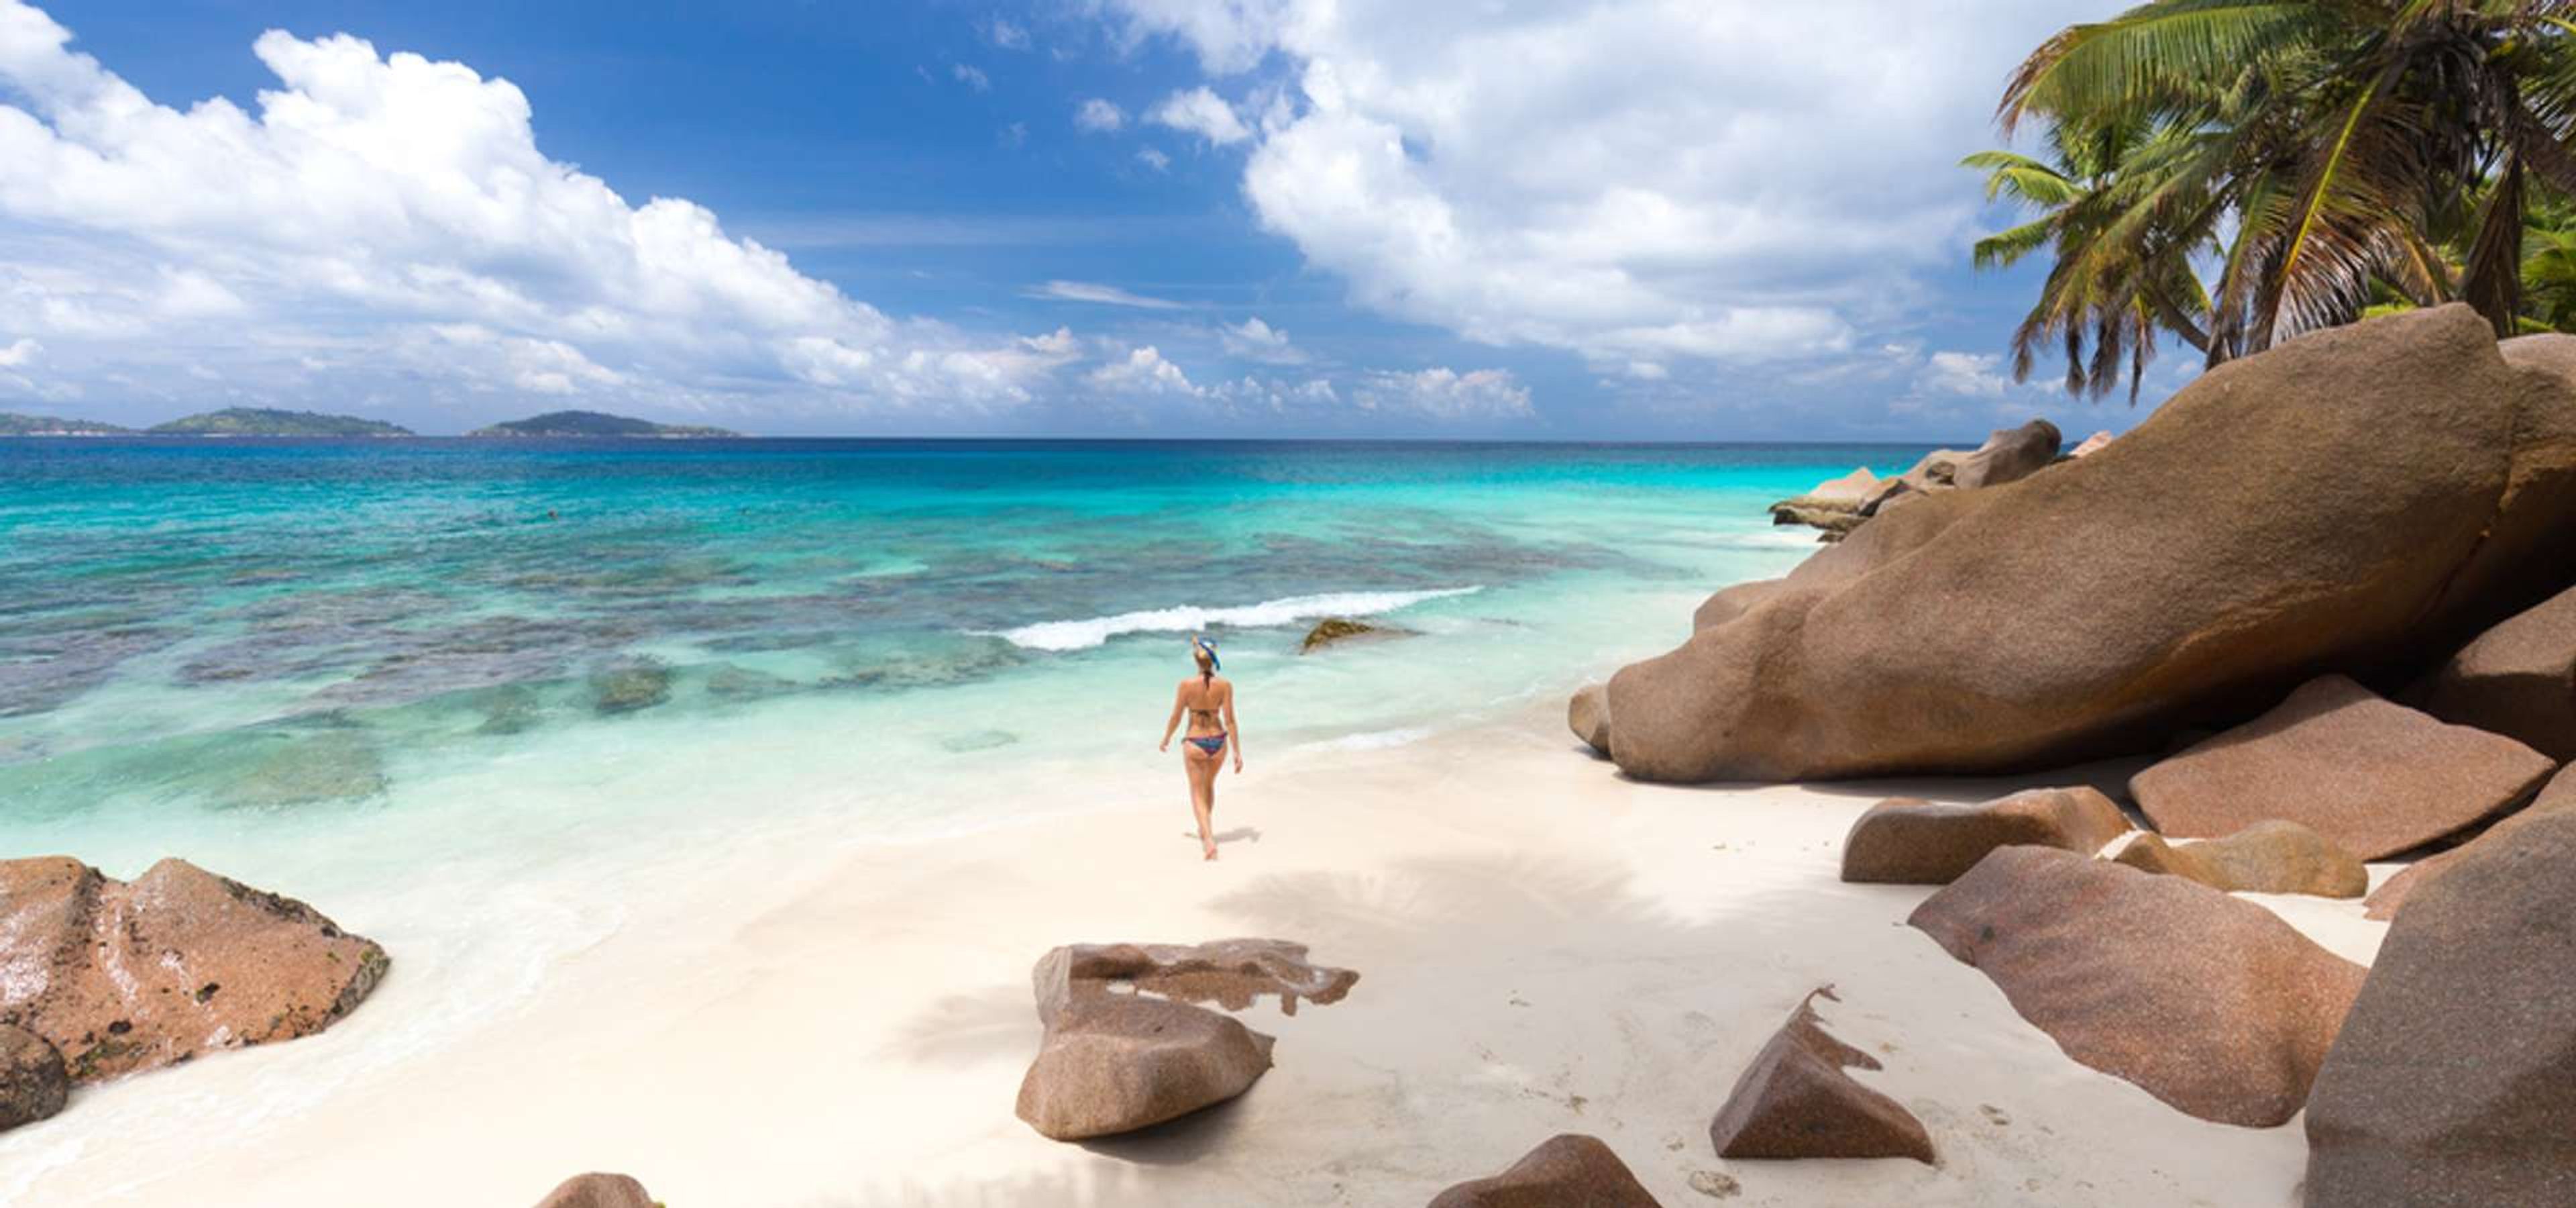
{"left": 1192, "top": 643, "right": 1216, "bottom": 682}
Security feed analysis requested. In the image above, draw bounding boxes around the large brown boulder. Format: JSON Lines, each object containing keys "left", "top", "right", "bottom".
{"left": 2306, "top": 809, "right": 2576, "bottom": 1204}
{"left": 1016, "top": 995, "right": 1275, "bottom": 1141}
{"left": 2110, "top": 819, "right": 2367, "bottom": 898}
{"left": 2415, "top": 581, "right": 2576, "bottom": 760}
{"left": 2131, "top": 675, "right": 2554, "bottom": 860}
{"left": 0, "top": 1024, "right": 68, "bottom": 1132}
{"left": 1599, "top": 306, "right": 2576, "bottom": 783}
{"left": 1839, "top": 787, "right": 2129, "bottom": 885}
{"left": 2367, "top": 762, "right": 2576, "bottom": 920}
{"left": 1908, "top": 847, "right": 2365, "bottom": 1127}
{"left": 1708, "top": 987, "right": 1933, "bottom": 1163}
{"left": 1951, "top": 418, "right": 2062, "bottom": 490}
{"left": 1018, "top": 939, "right": 1355, "bottom": 1141}
{"left": 0, "top": 856, "right": 389, "bottom": 1084}
{"left": 533, "top": 1173, "right": 657, "bottom": 1208}
{"left": 1426, "top": 1134, "right": 1662, "bottom": 1207}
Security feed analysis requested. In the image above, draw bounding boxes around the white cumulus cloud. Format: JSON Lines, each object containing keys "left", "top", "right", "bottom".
{"left": 0, "top": 336, "right": 36, "bottom": 367}
{"left": 1354, "top": 367, "right": 1532, "bottom": 419}
{"left": 1149, "top": 86, "right": 1251, "bottom": 145}
{"left": 1921, "top": 350, "right": 2010, "bottom": 397}
{"left": 0, "top": 1, "right": 1061, "bottom": 422}
{"left": 1102, "top": 0, "right": 2101, "bottom": 371}
{"left": 1087, "top": 345, "right": 1202, "bottom": 397}
{"left": 1220, "top": 315, "right": 1305, "bottom": 364}
{"left": 1075, "top": 97, "right": 1126, "bottom": 133}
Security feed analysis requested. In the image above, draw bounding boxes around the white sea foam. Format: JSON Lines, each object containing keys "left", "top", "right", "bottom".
{"left": 984, "top": 587, "right": 1482, "bottom": 652}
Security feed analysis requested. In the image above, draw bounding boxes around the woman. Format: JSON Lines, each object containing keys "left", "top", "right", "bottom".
{"left": 1159, "top": 635, "right": 1243, "bottom": 860}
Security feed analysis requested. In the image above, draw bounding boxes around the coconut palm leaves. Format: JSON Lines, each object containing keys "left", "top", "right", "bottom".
{"left": 1979, "top": 0, "right": 2576, "bottom": 395}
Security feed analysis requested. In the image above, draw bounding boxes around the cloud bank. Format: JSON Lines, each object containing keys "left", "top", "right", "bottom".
{"left": 1101, "top": 0, "right": 2100, "bottom": 381}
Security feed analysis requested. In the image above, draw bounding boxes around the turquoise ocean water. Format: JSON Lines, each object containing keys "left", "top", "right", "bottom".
{"left": 0, "top": 437, "right": 1921, "bottom": 1142}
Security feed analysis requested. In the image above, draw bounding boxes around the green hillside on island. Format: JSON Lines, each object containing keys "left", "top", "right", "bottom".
{"left": 149, "top": 407, "right": 413, "bottom": 437}
{"left": 468, "top": 410, "right": 740, "bottom": 438}
{"left": 0, "top": 412, "right": 132, "bottom": 436}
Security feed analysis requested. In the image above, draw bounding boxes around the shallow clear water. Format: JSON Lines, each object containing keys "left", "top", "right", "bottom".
{"left": 0, "top": 436, "right": 1919, "bottom": 1119}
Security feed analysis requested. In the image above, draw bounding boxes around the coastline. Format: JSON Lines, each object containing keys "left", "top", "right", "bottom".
{"left": 7, "top": 701, "right": 2385, "bottom": 1207}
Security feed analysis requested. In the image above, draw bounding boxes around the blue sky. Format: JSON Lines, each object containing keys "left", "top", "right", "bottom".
{"left": 0, "top": 0, "right": 2179, "bottom": 439}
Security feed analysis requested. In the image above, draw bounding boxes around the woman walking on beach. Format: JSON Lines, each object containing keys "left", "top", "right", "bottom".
{"left": 1160, "top": 636, "right": 1242, "bottom": 860}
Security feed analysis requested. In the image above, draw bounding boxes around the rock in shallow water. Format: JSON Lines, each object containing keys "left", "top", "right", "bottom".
{"left": 1426, "top": 1134, "right": 1663, "bottom": 1207}
{"left": 1708, "top": 987, "right": 1933, "bottom": 1163}
{"left": 1301, "top": 616, "right": 1399, "bottom": 653}
{"left": 2307, "top": 809, "right": 2576, "bottom": 1205}
{"left": 2131, "top": 675, "right": 2554, "bottom": 860}
{"left": 0, "top": 1024, "right": 68, "bottom": 1132}
{"left": 0, "top": 856, "right": 388, "bottom": 1085}
{"left": 590, "top": 658, "right": 673, "bottom": 715}
{"left": 212, "top": 727, "right": 388, "bottom": 809}
{"left": 1599, "top": 306, "right": 2576, "bottom": 783}
{"left": 1907, "top": 847, "right": 2363, "bottom": 1127}
{"left": 1838, "top": 787, "right": 2129, "bottom": 885}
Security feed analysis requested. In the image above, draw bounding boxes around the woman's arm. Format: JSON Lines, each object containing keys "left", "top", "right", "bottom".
{"left": 1159, "top": 684, "right": 1185, "bottom": 752}
{"left": 1223, "top": 683, "right": 1242, "bottom": 772}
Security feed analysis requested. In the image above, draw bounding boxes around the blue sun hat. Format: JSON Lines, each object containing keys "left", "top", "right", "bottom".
{"left": 1192, "top": 634, "right": 1221, "bottom": 670}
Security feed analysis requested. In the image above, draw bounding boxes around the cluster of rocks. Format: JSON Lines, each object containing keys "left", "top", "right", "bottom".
{"left": 1014, "top": 939, "right": 1358, "bottom": 1141}
{"left": 1568, "top": 304, "right": 2576, "bottom": 1197}
{"left": 1430, "top": 988, "right": 1931, "bottom": 1205}
{"left": 0, "top": 856, "right": 388, "bottom": 1133}
{"left": 1765, "top": 418, "right": 2097, "bottom": 542}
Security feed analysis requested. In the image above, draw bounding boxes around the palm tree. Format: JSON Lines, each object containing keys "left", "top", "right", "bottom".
{"left": 1996, "top": 0, "right": 2576, "bottom": 364}
{"left": 1966, "top": 119, "right": 2216, "bottom": 401}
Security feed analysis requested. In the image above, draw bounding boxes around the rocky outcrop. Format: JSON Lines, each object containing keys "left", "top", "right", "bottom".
{"left": 2109, "top": 820, "right": 2367, "bottom": 898}
{"left": 1018, "top": 940, "right": 1356, "bottom": 1142}
{"left": 2306, "top": 809, "right": 2576, "bottom": 1205}
{"left": 2070, "top": 430, "right": 2114, "bottom": 458}
{"left": 1032, "top": 939, "right": 1359, "bottom": 1025}
{"left": 2131, "top": 676, "right": 2554, "bottom": 860}
{"left": 1839, "top": 787, "right": 2129, "bottom": 885}
{"left": 1708, "top": 987, "right": 1933, "bottom": 1163}
{"left": 0, "top": 857, "right": 388, "bottom": 1085}
{"left": 1908, "top": 848, "right": 2364, "bottom": 1127}
{"left": 1426, "top": 1134, "right": 1662, "bottom": 1207}
{"left": 2367, "top": 763, "right": 2576, "bottom": 920}
{"left": 1949, "top": 418, "right": 2062, "bottom": 491}
{"left": 1766, "top": 467, "right": 1882, "bottom": 540}
{"left": 1016, "top": 996, "right": 1275, "bottom": 1141}
{"left": 1568, "top": 684, "right": 1611, "bottom": 754}
{"left": 1598, "top": 307, "right": 2576, "bottom": 783}
{"left": 533, "top": 1173, "right": 657, "bottom": 1208}
{"left": 0, "top": 1025, "right": 68, "bottom": 1132}
{"left": 2414, "top": 581, "right": 2576, "bottom": 760}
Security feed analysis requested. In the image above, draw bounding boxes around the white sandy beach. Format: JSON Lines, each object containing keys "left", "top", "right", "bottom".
{"left": 9, "top": 703, "right": 2386, "bottom": 1207}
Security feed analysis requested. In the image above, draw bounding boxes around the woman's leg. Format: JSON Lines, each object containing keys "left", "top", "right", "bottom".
{"left": 1187, "top": 748, "right": 1219, "bottom": 859}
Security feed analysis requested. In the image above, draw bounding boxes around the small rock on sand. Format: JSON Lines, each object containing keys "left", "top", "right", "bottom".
{"left": 1427, "top": 1134, "right": 1662, "bottom": 1207}
{"left": 532, "top": 1172, "right": 657, "bottom": 1208}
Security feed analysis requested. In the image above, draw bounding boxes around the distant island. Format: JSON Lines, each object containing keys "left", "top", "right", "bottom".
{"left": 150, "top": 407, "right": 414, "bottom": 437}
{"left": 467, "top": 410, "right": 740, "bottom": 438}
{"left": 0, "top": 412, "right": 132, "bottom": 436}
